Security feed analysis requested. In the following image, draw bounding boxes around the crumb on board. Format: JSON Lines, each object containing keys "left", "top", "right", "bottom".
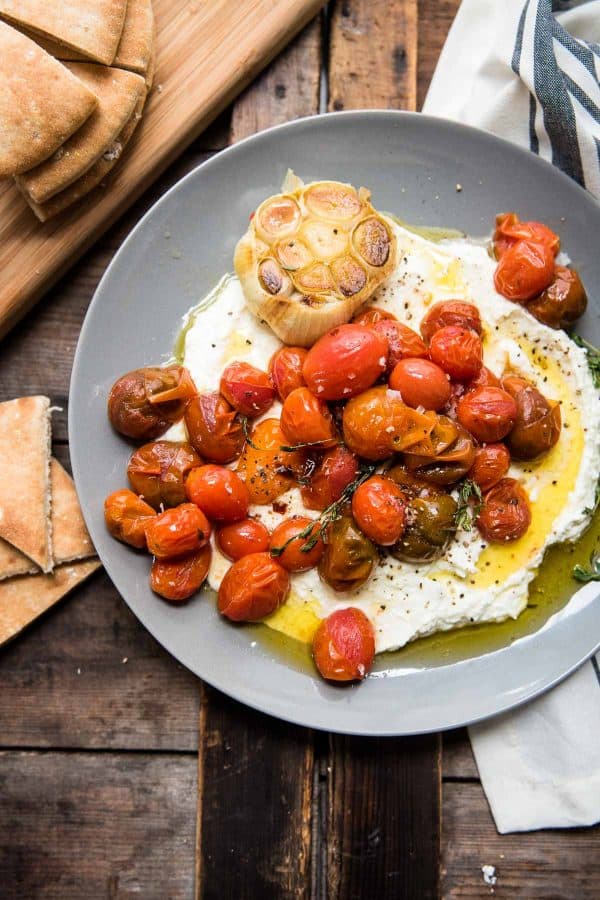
{"left": 482, "top": 864, "right": 498, "bottom": 887}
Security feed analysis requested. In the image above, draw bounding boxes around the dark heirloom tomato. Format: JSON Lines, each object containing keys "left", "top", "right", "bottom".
{"left": 477, "top": 478, "right": 532, "bottom": 542}
{"left": 371, "top": 319, "right": 428, "bottom": 373}
{"left": 420, "top": 300, "right": 482, "bottom": 344}
{"left": 144, "top": 503, "right": 211, "bottom": 559}
{"left": 392, "top": 491, "right": 458, "bottom": 562}
{"left": 343, "top": 386, "right": 436, "bottom": 461}
{"left": 493, "top": 212, "right": 560, "bottom": 260}
{"left": 301, "top": 445, "right": 360, "bottom": 511}
{"left": 302, "top": 324, "right": 388, "bottom": 400}
{"left": 236, "top": 418, "right": 304, "bottom": 504}
{"left": 456, "top": 386, "right": 517, "bottom": 443}
{"left": 386, "top": 464, "right": 442, "bottom": 498}
{"left": 312, "top": 608, "right": 375, "bottom": 682}
{"left": 352, "top": 306, "right": 397, "bottom": 327}
{"left": 351, "top": 476, "right": 407, "bottom": 546}
{"left": 318, "top": 516, "right": 377, "bottom": 592}
{"left": 185, "top": 392, "right": 245, "bottom": 464}
{"left": 269, "top": 346, "right": 308, "bottom": 401}
{"left": 217, "top": 552, "right": 290, "bottom": 621}
{"left": 127, "top": 441, "right": 202, "bottom": 509}
{"left": 150, "top": 545, "right": 212, "bottom": 603}
{"left": 527, "top": 266, "right": 587, "bottom": 329}
{"left": 280, "top": 387, "right": 337, "bottom": 447}
{"left": 501, "top": 375, "right": 562, "bottom": 459}
{"left": 469, "top": 443, "right": 511, "bottom": 492}
{"left": 494, "top": 240, "right": 555, "bottom": 302}
{"left": 269, "top": 516, "right": 324, "bottom": 571}
{"left": 104, "top": 489, "right": 156, "bottom": 549}
{"left": 389, "top": 358, "right": 451, "bottom": 411}
{"left": 403, "top": 418, "right": 476, "bottom": 486}
{"left": 185, "top": 464, "right": 249, "bottom": 523}
{"left": 219, "top": 361, "right": 275, "bottom": 417}
{"left": 108, "top": 365, "right": 197, "bottom": 441}
{"left": 429, "top": 326, "right": 483, "bottom": 381}
{"left": 216, "top": 519, "right": 270, "bottom": 561}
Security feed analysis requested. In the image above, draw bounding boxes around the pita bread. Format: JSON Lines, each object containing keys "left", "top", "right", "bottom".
{"left": 23, "top": 92, "right": 146, "bottom": 221}
{"left": 114, "top": 0, "right": 154, "bottom": 75}
{"left": 16, "top": 64, "right": 146, "bottom": 204}
{"left": 0, "top": 559, "right": 100, "bottom": 645}
{"left": 0, "top": 23, "right": 98, "bottom": 177}
{"left": 0, "top": 0, "right": 128, "bottom": 65}
{"left": 0, "top": 397, "right": 52, "bottom": 572}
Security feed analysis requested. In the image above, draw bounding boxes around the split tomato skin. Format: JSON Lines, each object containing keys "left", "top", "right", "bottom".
{"left": 352, "top": 306, "right": 397, "bottom": 327}
{"left": 218, "top": 552, "right": 290, "bottom": 621}
{"left": 269, "top": 516, "right": 324, "bottom": 571}
{"left": 108, "top": 365, "right": 196, "bottom": 441}
{"left": 351, "top": 476, "right": 407, "bottom": 546}
{"left": 219, "top": 361, "right": 275, "bottom": 417}
{"left": 420, "top": 300, "right": 482, "bottom": 344}
{"left": 342, "top": 386, "right": 437, "bottom": 461}
{"left": 185, "top": 464, "right": 250, "bottom": 523}
{"left": 302, "top": 324, "right": 388, "bottom": 400}
{"left": 312, "top": 607, "right": 375, "bottom": 682}
{"left": 104, "top": 489, "right": 156, "bottom": 549}
{"left": 493, "top": 212, "right": 560, "bottom": 260}
{"left": 216, "top": 519, "right": 270, "bottom": 561}
{"left": 389, "top": 358, "right": 451, "bottom": 411}
{"left": 476, "top": 478, "right": 532, "bottom": 543}
{"left": 185, "top": 392, "right": 245, "bottom": 464}
{"left": 150, "top": 545, "right": 212, "bottom": 603}
{"left": 429, "top": 325, "right": 483, "bottom": 382}
{"left": 371, "top": 318, "right": 428, "bottom": 373}
{"left": 494, "top": 240, "right": 555, "bottom": 302}
{"left": 144, "top": 503, "right": 211, "bottom": 559}
{"left": 127, "top": 440, "right": 202, "bottom": 509}
{"left": 469, "top": 444, "right": 511, "bottom": 492}
{"left": 301, "top": 445, "right": 359, "bottom": 511}
{"left": 280, "top": 387, "right": 337, "bottom": 448}
{"left": 456, "top": 386, "right": 518, "bottom": 443}
{"left": 269, "top": 346, "right": 308, "bottom": 401}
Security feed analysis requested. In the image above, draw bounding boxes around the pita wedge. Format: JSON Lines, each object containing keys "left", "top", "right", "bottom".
{"left": 114, "top": 0, "right": 155, "bottom": 75}
{"left": 0, "top": 23, "right": 98, "bottom": 177}
{"left": 0, "top": 397, "right": 53, "bottom": 572}
{"left": 16, "top": 64, "right": 146, "bottom": 204}
{"left": 0, "top": 0, "right": 128, "bottom": 65}
{"left": 0, "top": 558, "right": 100, "bottom": 645}
{"left": 24, "top": 92, "right": 146, "bottom": 221}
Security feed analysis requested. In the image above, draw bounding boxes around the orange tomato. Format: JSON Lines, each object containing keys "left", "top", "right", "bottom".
{"left": 280, "top": 387, "right": 337, "bottom": 448}
{"left": 269, "top": 346, "right": 308, "bottom": 401}
{"left": 456, "top": 386, "right": 517, "bottom": 443}
{"left": 494, "top": 240, "right": 555, "bottom": 302}
{"left": 104, "top": 489, "right": 156, "bottom": 549}
{"left": 429, "top": 326, "right": 483, "bottom": 381}
{"left": 218, "top": 552, "right": 290, "bottom": 621}
{"left": 185, "top": 392, "right": 245, "bottom": 464}
{"left": 216, "top": 519, "right": 270, "bottom": 560}
{"left": 389, "top": 358, "right": 451, "bottom": 411}
{"left": 469, "top": 444, "right": 511, "bottom": 492}
{"left": 127, "top": 440, "right": 202, "bottom": 509}
{"left": 150, "top": 545, "right": 212, "bottom": 602}
{"left": 302, "top": 324, "right": 388, "bottom": 400}
{"left": 342, "top": 386, "right": 437, "bottom": 461}
{"left": 236, "top": 418, "right": 303, "bottom": 504}
{"left": 477, "top": 478, "right": 532, "bottom": 542}
{"left": 185, "top": 464, "right": 249, "bottom": 523}
{"left": 144, "top": 503, "right": 211, "bottom": 559}
{"left": 269, "top": 516, "right": 324, "bottom": 571}
{"left": 351, "top": 476, "right": 407, "bottom": 546}
{"left": 312, "top": 607, "right": 375, "bottom": 682}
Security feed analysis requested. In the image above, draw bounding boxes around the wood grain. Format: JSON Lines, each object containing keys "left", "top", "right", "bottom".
{"left": 0, "top": 750, "right": 197, "bottom": 899}
{"left": 443, "top": 729, "right": 478, "bottom": 779}
{"left": 417, "top": 0, "right": 460, "bottom": 110}
{"left": 328, "top": 0, "right": 418, "bottom": 112}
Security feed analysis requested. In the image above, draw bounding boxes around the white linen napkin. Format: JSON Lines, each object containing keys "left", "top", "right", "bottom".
{"left": 423, "top": 0, "right": 600, "bottom": 833}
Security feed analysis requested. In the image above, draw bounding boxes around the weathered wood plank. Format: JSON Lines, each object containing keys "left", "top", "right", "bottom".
{"left": 0, "top": 750, "right": 197, "bottom": 899}
{"left": 443, "top": 728, "right": 478, "bottom": 780}
{"left": 442, "top": 782, "right": 600, "bottom": 899}
{"left": 417, "top": 0, "right": 460, "bottom": 110}
{"left": 328, "top": 0, "right": 418, "bottom": 112}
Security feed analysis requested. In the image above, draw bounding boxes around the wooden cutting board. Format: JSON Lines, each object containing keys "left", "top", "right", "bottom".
{"left": 0, "top": 0, "right": 324, "bottom": 339}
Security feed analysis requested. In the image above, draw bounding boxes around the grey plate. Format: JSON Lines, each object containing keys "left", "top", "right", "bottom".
{"left": 70, "top": 111, "right": 600, "bottom": 736}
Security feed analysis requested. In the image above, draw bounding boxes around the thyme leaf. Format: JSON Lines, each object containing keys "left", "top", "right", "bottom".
{"left": 239, "top": 415, "right": 259, "bottom": 450}
{"left": 571, "top": 333, "right": 600, "bottom": 390}
{"left": 280, "top": 438, "right": 339, "bottom": 452}
{"left": 454, "top": 479, "right": 483, "bottom": 531}
{"left": 573, "top": 550, "right": 600, "bottom": 583}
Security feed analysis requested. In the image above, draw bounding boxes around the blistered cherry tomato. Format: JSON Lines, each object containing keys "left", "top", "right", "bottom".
{"left": 501, "top": 375, "right": 562, "bottom": 460}
{"left": 477, "top": 478, "right": 532, "bottom": 542}
{"left": 493, "top": 212, "right": 560, "bottom": 260}
{"left": 351, "top": 476, "right": 407, "bottom": 546}
{"left": 127, "top": 441, "right": 202, "bottom": 509}
{"left": 150, "top": 545, "right": 212, "bottom": 603}
{"left": 469, "top": 444, "right": 511, "bottom": 492}
{"left": 104, "top": 489, "right": 156, "bottom": 549}
{"left": 420, "top": 301, "right": 482, "bottom": 344}
{"left": 494, "top": 240, "right": 555, "bottom": 302}
{"left": 371, "top": 319, "right": 428, "bottom": 373}
{"left": 343, "top": 386, "right": 436, "bottom": 461}
{"left": 429, "top": 326, "right": 483, "bottom": 381}
{"left": 269, "top": 516, "right": 324, "bottom": 571}
{"left": 403, "top": 418, "right": 476, "bottom": 486}
{"left": 218, "top": 552, "right": 290, "bottom": 621}
{"left": 144, "top": 503, "right": 211, "bottom": 559}
{"left": 389, "top": 358, "right": 451, "bottom": 411}
{"left": 301, "top": 445, "right": 359, "bottom": 511}
{"left": 185, "top": 392, "right": 245, "bottom": 464}
{"left": 185, "top": 464, "right": 249, "bottom": 523}
{"left": 236, "top": 418, "right": 304, "bottom": 504}
{"left": 269, "top": 346, "right": 308, "bottom": 401}
{"left": 280, "top": 387, "right": 337, "bottom": 448}
{"left": 108, "top": 365, "right": 197, "bottom": 440}
{"left": 456, "top": 386, "right": 517, "bottom": 442}
{"left": 216, "top": 519, "right": 270, "bottom": 560}
{"left": 219, "top": 361, "right": 275, "bottom": 417}
{"left": 312, "top": 607, "right": 375, "bottom": 682}
{"left": 352, "top": 306, "right": 397, "bottom": 326}
{"left": 302, "top": 324, "right": 388, "bottom": 400}
{"left": 467, "top": 365, "right": 501, "bottom": 391}
{"left": 527, "top": 266, "right": 587, "bottom": 329}
{"left": 318, "top": 516, "right": 377, "bottom": 592}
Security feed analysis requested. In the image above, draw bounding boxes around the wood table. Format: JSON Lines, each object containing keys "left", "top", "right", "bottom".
{"left": 1, "top": 3, "right": 599, "bottom": 897}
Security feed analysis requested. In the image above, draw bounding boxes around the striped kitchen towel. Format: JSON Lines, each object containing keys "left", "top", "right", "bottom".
{"left": 424, "top": 0, "right": 600, "bottom": 833}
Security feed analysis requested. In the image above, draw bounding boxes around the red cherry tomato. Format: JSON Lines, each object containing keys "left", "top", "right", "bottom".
{"left": 494, "top": 240, "right": 555, "bottom": 302}
{"left": 216, "top": 518, "right": 270, "bottom": 560}
{"left": 351, "top": 476, "right": 407, "bottom": 546}
{"left": 185, "top": 464, "right": 249, "bottom": 523}
{"left": 185, "top": 392, "right": 245, "bottom": 464}
{"left": 302, "top": 324, "right": 388, "bottom": 400}
{"left": 312, "top": 607, "right": 375, "bottom": 682}
{"left": 389, "top": 358, "right": 451, "bottom": 411}
{"left": 469, "top": 444, "right": 511, "bottom": 492}
{"left": 352, "top": 306, "right": 397, "bottom": 326}
{"left": 468, "top": 365, "right": 501, "bottom": 391}
{"left": 144, "top": 503, "right": 211, "bottom": 559}
{"left": 104, "top": 489, "right": 156, "bottom": 549}
{"left": 493, "top": 212, "right": 560, "bottom": 259}
{"left": 301, "top": 445, "right": 359, "bottom": 511}
{"left": 218, "top": 552, "right": 290, "bottom": 621}
{"left": 269, "top": 516, "right": 324, "bottom": 571}
{"left": 268, "top": 346, "right": 308, "bottom": 401}
{"left": 280, "top": 386, "right": 337, "bottom": 447}
{"left": 476, "top": 478, "right": 531, "bottom": 543}
{"left": 456, "top": 386, "right": 518, "bottom": 443}
{"left": 429, "top": 326, "right": 483, "bottom": 381}
{"left": 420, "top": 300, "right": 482, "bottom": 344}
{"left": 219, "top": 361, "right": 275, "bottom": 417}
{"left": 150, "top": 545, "right": 212, "bottom": 603}
{"left": 371, "top": 319, "right": 428, "bottom": 373}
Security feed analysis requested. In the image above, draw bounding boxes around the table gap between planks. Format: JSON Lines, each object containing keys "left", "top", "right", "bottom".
{"left": 0, "top": 2, "right": 599, "bottom": 898}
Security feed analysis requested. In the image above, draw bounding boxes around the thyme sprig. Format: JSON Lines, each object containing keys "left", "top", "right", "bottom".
{"left": 454, "top": 479, "right": 483, "bottom": 531}
{"left": 573, "top": 550, "right": 600, "bottom": 583}
{"left": 571, "top": 333, "right": 600, "bottom": 390}
{"left": 239, "top": 415, "right": 259, "bottom": 450}
{"left": 280, "top": 438, "right": 339, "bottom": 452}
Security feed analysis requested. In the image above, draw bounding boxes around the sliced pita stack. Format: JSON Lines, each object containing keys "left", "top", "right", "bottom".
{"left": 0, "top": 0, "right": 128, "bottom": 65}
{"left": 0, "top": 397, "right": 52, "bottom": 572}
{"left": 0, "top": 22, "right": 98, "bottom": 177}
{"left": 16, "top": 64, "right": 146, "bottom": 204}
{"left": 114, "top": 0, "right": 155, "bottom": 75}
